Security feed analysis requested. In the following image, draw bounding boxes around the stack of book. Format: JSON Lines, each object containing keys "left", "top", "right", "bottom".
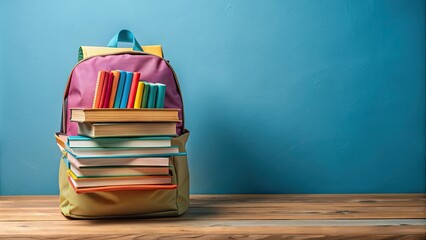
{"left": 56, "top": 108, "right": 183, "bottom": 194}
{"left": 93, "top": 70, "right": 166, "bottom": 109}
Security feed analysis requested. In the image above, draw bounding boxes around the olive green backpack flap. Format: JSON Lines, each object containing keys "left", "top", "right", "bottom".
{"left": 58, "top": 131, "right": 190, "bottom": 219}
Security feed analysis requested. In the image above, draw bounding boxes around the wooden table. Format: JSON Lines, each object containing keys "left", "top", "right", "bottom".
{"left": 1, "top": 194, "right": 425, "bottom": 239}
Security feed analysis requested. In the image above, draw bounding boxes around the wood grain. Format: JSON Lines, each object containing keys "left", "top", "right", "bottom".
{"left": 0, "top": 194, "right": 425, "bottom": 239}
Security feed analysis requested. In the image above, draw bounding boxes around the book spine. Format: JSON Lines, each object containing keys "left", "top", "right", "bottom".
{"left": 113, "top": 70, "right": 126, "bottom": 108}
{"left": 134, "top": 81, "right": 145, "bottom": 108}
{"left": 155, "top": 83, "right": 166, "bottom": 108}
{"left": 102, "top": 72, "right": 113, "bottom": 108}
{"left": 127, "top": 72, "right": 141, "bottom": 108}
{"left": 120, "top": 72, "right": 133, "bottom": 108}
{"left": 108, "top": 71, "right": 120, "bottom": 108}
{"left": 141, "top": 82, "right": 150, "bottom": 108}
{"left": 146, "top": 83, "right": 158, "bottom": 108}
{"left": 94, "top": 71, "right": 106, "bottom": 108}
{"left": 92, "top": 71, "right": 102, "bottom": 108}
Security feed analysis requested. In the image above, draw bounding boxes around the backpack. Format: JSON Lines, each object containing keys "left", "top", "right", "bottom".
{"left": 57, "top": 30, "right": 190, "bottom": 219}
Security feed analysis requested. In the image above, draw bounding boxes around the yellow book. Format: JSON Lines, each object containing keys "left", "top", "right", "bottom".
{"left": 133, "top": 81, "right": 145, "bottom": 108}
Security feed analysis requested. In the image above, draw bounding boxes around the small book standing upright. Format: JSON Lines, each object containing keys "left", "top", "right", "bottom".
{"left": 56, "top": 30, "right": 190, "bottom": 219}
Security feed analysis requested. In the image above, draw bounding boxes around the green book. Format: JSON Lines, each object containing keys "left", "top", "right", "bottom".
{"left": 141, "top": 81, "right": 150, "bottom": 108}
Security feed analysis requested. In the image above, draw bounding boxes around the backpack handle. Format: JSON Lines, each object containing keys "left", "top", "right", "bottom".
{"left": 107, "top": 29, "right": 143, "bottom": 51}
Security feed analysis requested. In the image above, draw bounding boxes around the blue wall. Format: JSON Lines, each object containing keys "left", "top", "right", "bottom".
{"left": 0, "top": 0, "right": 424, "bottom": 195}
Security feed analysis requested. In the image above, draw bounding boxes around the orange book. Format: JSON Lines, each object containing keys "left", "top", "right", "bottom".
{"left": 108, "top": 71, "right": 120, "bottom": 108}
{"left": 97, "top": 71, "right": 109, "bottom": 108}
{"left": 93, "top": 71, "right": 106, "bottom": 108}
{"left": 127, "top": 72, "right": 141, "bottom": 108}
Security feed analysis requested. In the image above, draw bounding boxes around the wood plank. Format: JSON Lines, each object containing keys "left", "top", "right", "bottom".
{"left": 0, "top": 220, "right": 425, "bottom": 235}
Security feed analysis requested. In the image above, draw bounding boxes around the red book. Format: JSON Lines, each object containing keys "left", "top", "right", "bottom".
{"left": 102, "top": 72, "right": 114, "bottom": 108}
{"left": 98, "top": 71, "right": 109, "bottom": 108}
{"left": 127, "top": 72, "right": 141, "bottom": 108}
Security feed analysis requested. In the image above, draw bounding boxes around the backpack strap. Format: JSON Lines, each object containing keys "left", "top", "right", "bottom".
{"left": 107, "top": 29, "right": 143, "bottom": 51}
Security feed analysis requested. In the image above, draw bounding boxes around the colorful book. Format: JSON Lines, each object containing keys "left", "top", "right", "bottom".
{"left": 141, "top": 82, "right": 150, "bottom": 108}
{"left": 68, "top": 164, "right": 170, "bottom": 178}
{"left": 77, "top": 122, "right": 178, "bottom": 138}
{"left": 67, "top": 136, "right": 172, "bottom": 148}
{"left": 127, "top": 72, "right": 141, "bottom": 108}
{"left": 146, "top": 83, "right": 158, "bottom": 108}
{"left": 102, "top": 72, "right": 113, "bottom": 108}
{"left": 120, "top": 72, "right": 133, "bottom": 108}
{"left": 133, "top": 81, "right": 145, "bottom": 108}
{"left": 92, "top": 71, "right": 106, "bottom": 108}
{"left": 113, "top": 70, "right": 126, "bottom": 108}
{"left": 65, "top": 153, "right": 171, "bottom": 168}
{"left": 108, "top": 71, "right": 120, "bottom": 108}
{"left": 155, "top": 83, "right": 166, "bottom": 108}
{"left": 70, "top": 108, "right": 180, "bottom": 122}
{"left": 67, "top": 170, "right": 172, "bottom": 187}
{"left": 97, "top": 71, "right": 109, "bottom": 108}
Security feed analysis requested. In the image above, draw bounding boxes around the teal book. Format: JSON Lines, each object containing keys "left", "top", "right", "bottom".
{"left": 67, "top": 136, "right": 172, "bottom": 148}
{"left": 146, "top": 83, "right": 158, "bottom": 108}
{"left": 155, "top": 83, "right": 166, "bottom": 108}
{"left": 141, "top": 82, "right": 150, "bottom": 108}
{"left": 119, "top": 72, "right": 133, "bottom": 108}
{"left": 64, "top": 145, "right": 185, "bottom": 158}
{"left": 113, "top": 70, "right": 126, "bottom": 108}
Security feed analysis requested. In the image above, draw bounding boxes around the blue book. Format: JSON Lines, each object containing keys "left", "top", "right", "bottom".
{"left": 113, "top": 70, "right": 126, "bottom": 108}
{"left": 120, "top": 72, "right": 133, "bottom": 108}
{"left": 155, "top": 83, "right": 166, "bottom": 108}
{"left": 67, "top": 136, "right": 173, "bottom": 148}
{"left": 146, "top": 83, "right": 158, "bottom": 108}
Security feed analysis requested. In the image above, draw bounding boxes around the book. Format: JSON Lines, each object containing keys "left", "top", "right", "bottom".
{"left": 65, "top": 153, "right": 170, "bottom": 168}
{"left": 92, "top": 71, "right": 106, "bottom": 108}
{"left": 133, "top": 81, "right": 145, "bottom": 108}
{"left": 78, "top": 122, "right": 178, "bottom": 138}
{"left": 70, "top": 108, "right": 180, "bottom": 122}
{"left": 97, "top": 71, "right": 109, "bottom": 108}
{"left": 65, "top": 145, "right": 181, "bottom": 158}
{"left": 146, "top": 83, "right": 158, "bottom": 108}
{"left": 68, "top": 170, "right": 172, "bottom": 187}
{"left": 127, "top": 72, "right": 141, "bottom": 108}
{"left": 108, "top": 70, "right": 120, "bottom": 108}
{"left": 67, "top": 136, "right": 172, "bottom": 148}
{"left": 120, "top": 72, "right": 133, "bottom": 108}
{"left": 141, "top": 82, "right": 150, "bottom": 108}
{"left": 155, "top": 83, "right": 166, "bottom": 108}
{"left": 113, "top": 70, "right": 126, "bottom": 108}
{"left": 102, "top": 72, "right": 113, "bottom": 108}
{"left": 68, "top": 180, "right": 177, "bottom": 194}
{"left": 68, "top": 164, "right": 170, "bottom": 178}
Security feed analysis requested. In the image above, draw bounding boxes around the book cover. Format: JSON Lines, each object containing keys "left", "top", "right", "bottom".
{"left": 102, "top": 72, "right": 114, "bottom": 108}
{"left": 65, "top": 153, "right": 171, "bottom": 168}
{"left": 67, "top": 135, "right": 172, "bottom": 148}
{"left": 141, "top": 82, "right": 150, "bottom": 108}
{"left": 113, "top": 70, "right": 126, "bottom": 108}
{"left": 146, "top": 83, "right": 158, "bottom": 108}
{"left": 108, "top": 70, "right": 120, "bottom": 108}
{"left": 77, "top": 122, "right": 178, "bottom": 138}
{"left": 65, "top": 145, "right": 182, "bottom": 158}
{"left": 133, "top": 81, "right": 145, "bottom": 108}
{"left": 127, "top": 72, "right": 141, "bottom": 108}
{"left": 92, "top": 71, "right": 106, "bottom": 108}
{"left": 68, "top": 164, "right": 170, "bottom": 178}
{"left": 155, "top": 83, "right": 166, "bottom": 108}
{"left": 70, "top": 108, "right": 181, "bottom": 123}
{"left": 120, "top": 72, "right": 133, "bottom": 108}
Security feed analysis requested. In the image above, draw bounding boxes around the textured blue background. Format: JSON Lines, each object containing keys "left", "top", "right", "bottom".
{"left": 0, "top": 0, "right": 424, "bottom": 195}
